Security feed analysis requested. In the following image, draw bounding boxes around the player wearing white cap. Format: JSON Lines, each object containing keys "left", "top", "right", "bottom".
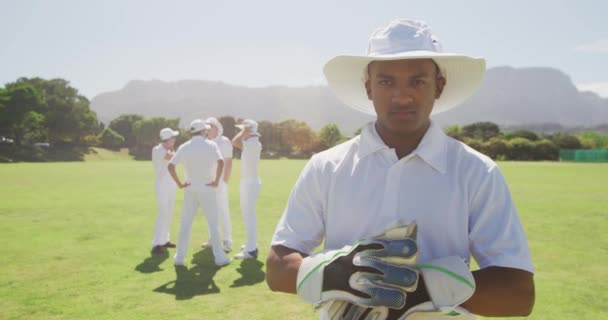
{"left": 150, "top": 128, "right": 179, "bottom": 254}
{"left": 232, "top": 119, "right": 262, "bottom": 260}
{"left": 201, "top": 117, "right": 234, "bottom": 252}
{"left": 168, "top": 119, "right": 231, "bottom": 267}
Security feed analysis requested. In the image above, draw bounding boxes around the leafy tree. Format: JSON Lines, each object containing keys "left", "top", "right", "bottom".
{"left": 533, "top": 139, "right": 559, "bottom": 161}
{"left": 98, "top": 128, "right": 125, "bottom": 150}
{"left": 318, "top": 124, "right": 344, "bottom": 148}
{"left": 132, "top": 117, "right": 180, "bottom": 148}
{"left": 218, "top": 116, "right": 237, "bottom": 140}
{"left": 482, "top": 137, "right": 508, "bottom": 160}
{"left": 11, "top": 77, "right": 99, "bottom": 145}
{"left": 108, "top": 114, "right": 144, "bottom": 148}
{"left": 507, "top": 137, "right": 535, "bottom": 160}
{"left": 277, "top": 119, "right": 321, "bottom": 157}
{"left": 0, "top": 82, "right": 44, "bottom": 146}
{"left": 258, "top": 120, "right": 282, "bottom": 157}
{"left": 444, "top": 125, "right": 464, "bottom": 141}
{"left": 577, "top": 132, "right": 608, "bottom": 149}
{"left": 555, "top": 134, "right": 582, "bottom": 149}
{"left": 505, "top": 130, "right": 539, "bottom": 141}
{"left": 462, "top": 122, "right": 501, "bottom": 141}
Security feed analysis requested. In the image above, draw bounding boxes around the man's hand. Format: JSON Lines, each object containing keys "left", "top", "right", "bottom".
{"left": 324, "top": 255, "right": 476, "bottom": 320}
{"left": 178, "top": 181, "right": 190, "bottom": 189}
{"left": 206, "top": 181, "right": 219, "bottom": 188}
{"left": 297, "top": 224, "right": 420, "bottom": 309}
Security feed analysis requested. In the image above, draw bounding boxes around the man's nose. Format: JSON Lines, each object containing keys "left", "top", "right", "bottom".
{"left": 391, "top": 88, "right": 414, "bottom": 105}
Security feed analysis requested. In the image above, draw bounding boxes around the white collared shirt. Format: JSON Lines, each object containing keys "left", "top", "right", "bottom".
{"left": 240, "top": 137, "right": 262, "bottom": 182}
{"left": 152, "top": 144, "right": 175, "bottom": 185}
{"left": 271, "top": 121, "right": 533, "bottom": 272}
{"left": 210, "top": 135, "right": 233, "bottom": 179}
{"left": 170, "top": 136, "right": 223, "bottom": 188}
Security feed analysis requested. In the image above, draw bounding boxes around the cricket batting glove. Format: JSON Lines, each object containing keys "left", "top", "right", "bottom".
{"left": 297, "top": 224, "right": 419, "bottom": 309}
{"left": 324, "top": 255, "right": 476, "bottom": 320}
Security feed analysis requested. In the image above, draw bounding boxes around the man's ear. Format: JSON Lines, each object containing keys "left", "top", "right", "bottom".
{"left": 365, "top": 80, "right": 373, "bottom": 100}
{"left": 435, "top": 76, "right": 446, "bottom": 99}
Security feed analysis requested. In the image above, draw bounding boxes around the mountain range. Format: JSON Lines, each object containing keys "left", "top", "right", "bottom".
{"left": 90, "top": 66, "right": 608, "bottom": 135}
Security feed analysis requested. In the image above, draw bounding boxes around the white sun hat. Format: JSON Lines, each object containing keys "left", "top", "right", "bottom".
{"left": 235, "top": 119, "right": 260, "bottom": 135}
{"left": 323, "top": 19, "right": 486, "bottom": 115}
{"left": 189, "top": 119, "right": 210, "bottom": 134}
{"left": 159, "top": 128, "right": 179, "bottom": 141}
{"left": 205, "top": 117, "right": 224, "bottom": 136}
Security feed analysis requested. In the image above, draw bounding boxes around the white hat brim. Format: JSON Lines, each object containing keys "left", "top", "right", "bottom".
{"left": 323, "top": 51, "right": 486, "bottom": 115}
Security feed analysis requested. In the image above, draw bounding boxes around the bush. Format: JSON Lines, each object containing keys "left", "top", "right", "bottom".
{"left": 505, "top": 130, "right": 539, "bottom": 141}
{"left": 99, "top": 128, "right": 125, "bottom": 150}
{"left": 482, "top": 137, "right": 508, "bottom": 160}
{"left": 506, "top": 137, "right": 535, "bottom": 160}
{"left": 556, "top": 134, "right": 582, "bottom": 149}
{"left": 532, "top": 139, "right": 559, "bottom": 160}
{"left": 462, "top": 138, "right": 483, "bottom": 152}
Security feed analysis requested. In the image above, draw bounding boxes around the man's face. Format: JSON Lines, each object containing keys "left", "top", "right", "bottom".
{"left": 162, "top": 137, "right": 176, "bottom": 149}
{"left": 365, "top": 59, "right": 445, "bottom": 136}
{"left": 207, "top": 125, "right": 219, "bottom": 139}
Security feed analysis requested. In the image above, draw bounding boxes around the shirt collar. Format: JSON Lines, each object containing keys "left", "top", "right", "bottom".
{"left": 358, "top": 121, "right": 448, "bottom": 174}
{"left": 192, "top": 135, "right": 206, "bottom": 141}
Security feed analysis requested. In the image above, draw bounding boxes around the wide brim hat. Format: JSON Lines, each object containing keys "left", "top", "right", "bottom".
{"left": 235, "top": 119, "right": 261, "bottom": 137}
{"left": 324, "top": 19, "right": 486, "bottom": 115}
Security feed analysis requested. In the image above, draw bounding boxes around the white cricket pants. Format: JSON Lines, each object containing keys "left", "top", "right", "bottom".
{"left": 151, "top": 181, "right": 177, "bottom": 247}
{"left": 174, "top": 186, "right": 229, "bottom": 265}
{"left": 240, "top": 179, "right": 261, "bottom": 252}
{"left": 216, "top": 181, "right": 232, "bottom": 245}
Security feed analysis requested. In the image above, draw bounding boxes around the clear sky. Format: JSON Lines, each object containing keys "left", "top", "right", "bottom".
{"left": 1, "top": 0, "right": 607, "bottom": 98}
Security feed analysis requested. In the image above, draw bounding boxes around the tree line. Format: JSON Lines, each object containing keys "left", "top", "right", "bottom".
{"left": 2, "top": 77, "right": 607, "bottom": 162}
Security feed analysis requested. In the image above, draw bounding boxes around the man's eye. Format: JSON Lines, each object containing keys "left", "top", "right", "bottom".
{"left": 413, "top": 80, "right": 426, "bottom": 86}
{"left": 378, "top": 80, "right": 392, "bottom": 86}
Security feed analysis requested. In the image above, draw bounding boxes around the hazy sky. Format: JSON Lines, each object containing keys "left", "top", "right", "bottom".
{"left": 1, "top": 0, "right": 607, "bottom": 98}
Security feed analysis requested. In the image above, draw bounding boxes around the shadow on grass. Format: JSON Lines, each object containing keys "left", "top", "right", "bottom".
{"left": 153, "top": 248, "right": 221, "bottom": 300}
{"left": 134, "top": 251, "right": 169, "bottom": 273}
{"left": 230, "top": 259, "right": 265, "bottom": 288}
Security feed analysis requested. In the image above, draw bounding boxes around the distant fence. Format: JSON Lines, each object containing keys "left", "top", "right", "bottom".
{"left": 559, "top": 149, "right": 608, "bottom": 162}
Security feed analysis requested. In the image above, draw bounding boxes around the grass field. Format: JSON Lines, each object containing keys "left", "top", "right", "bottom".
{"left": 0, "top": 158, "right": 607, "bottom": 319}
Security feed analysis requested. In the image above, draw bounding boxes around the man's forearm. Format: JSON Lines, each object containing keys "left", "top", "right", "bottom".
{"left": 266, "top": 245, "right": 307, "bottom": 294}
{"left": 461, "top": 266, "right": 535, "bottom": 316}
{"left": 215, "top": 160, "right": 224, "bottom": 184}
{"left": 168, "top": 163, "right": 182, "bottom": 186}
{"left": 232, "top": 132, "right": 244, "bottom": 150}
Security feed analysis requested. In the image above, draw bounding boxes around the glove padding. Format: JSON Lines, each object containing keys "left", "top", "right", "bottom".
{"left": 297, "top": 224, "right": 419, "bottom": 309}
{"left": 323, "top": 256, "right": 476, "bottom": 320}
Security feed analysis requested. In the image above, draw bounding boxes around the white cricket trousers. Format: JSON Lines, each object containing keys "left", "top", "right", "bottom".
{"left": 216, "top": 181, "right": 232, "bottom": 245}
{"left": 152, "top": 181, "right": 177, "bottom": 247}
{"left": 174, "top": 186, "right": 229, "bottom": 265}
{"left": 240, "top": 179, "right": 261, "bottom": 252}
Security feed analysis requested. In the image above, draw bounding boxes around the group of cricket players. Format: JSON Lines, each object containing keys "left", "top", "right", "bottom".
{"left": 150, "top": 117, "right": 262, "bottom": 267}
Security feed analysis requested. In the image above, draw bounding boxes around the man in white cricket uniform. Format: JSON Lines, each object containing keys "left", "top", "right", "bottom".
{"left": 202, "top": 117, "right": 234, "bottom": 252}
{"left": 266, "top": 19, "right": 535, "bottom": 320}
{"left": 150, "top": 128, "right": 179, "bottom": 254}
{"left": 168, "top": 119, "right": 231, "bottom": 267}
{"left": 232, "top": 119, "right": 262, "bottom": 259}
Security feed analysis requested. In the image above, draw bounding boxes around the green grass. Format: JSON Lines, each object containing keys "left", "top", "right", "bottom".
{"left": 0, "top": 160, "right": 606, "bottom": 319}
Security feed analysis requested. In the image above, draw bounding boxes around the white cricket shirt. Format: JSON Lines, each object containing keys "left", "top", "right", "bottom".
{"left": 240, "top": 137, "right": 262, "bottom": 182}
{"left": 210, "top": 135, "right": 233, "bottom": 179}
{"left": 152, "top": 144, "right": 175, "bottom": 185}
{"left": 170, "top": 136, "right": 223, "bottom": 188}
{"left": 272, "top": 121, "right": 533, "bottom": 272}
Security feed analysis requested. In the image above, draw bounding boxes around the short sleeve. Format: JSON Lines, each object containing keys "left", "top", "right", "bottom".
{"left": 469, "top": 165, "right": 534, "bottom": 273}
{"left": 220, "top": 139, "right": 233, "bottom": 158}
{"left": 213, "top": 143, "right": 223, "bottom": 161}
{"left": 271, "top": 157, "right": 326, "bottom": 254}
{"left": 170, "top": 144, "right": 185, "bottom": 165}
